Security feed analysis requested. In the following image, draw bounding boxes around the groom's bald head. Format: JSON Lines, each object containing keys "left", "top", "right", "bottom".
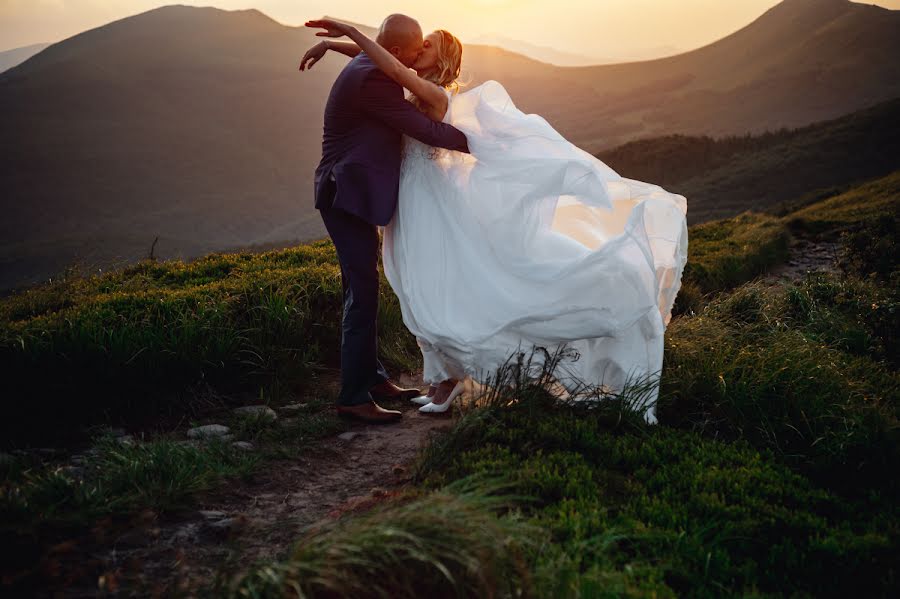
{"left": 376, "top": 14, "right": 423, "bottom": 68}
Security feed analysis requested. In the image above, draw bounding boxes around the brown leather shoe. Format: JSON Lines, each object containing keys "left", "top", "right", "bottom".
{"left": 336, "top": 401, "right": 402, "bottom": 424}
{"left": 370, "top": 380, "right": 422, "bottom": 402}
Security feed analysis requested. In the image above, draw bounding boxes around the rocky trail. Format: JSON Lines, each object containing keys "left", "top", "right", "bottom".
{"left": 25, "top": 373, "right": 454, "bottom": 597}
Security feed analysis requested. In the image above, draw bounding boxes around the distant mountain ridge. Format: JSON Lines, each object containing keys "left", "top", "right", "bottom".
{"left": 0, "top": 42, "right": 50, "bottom": 73}
{"left": 2, "top": 0, "right": 899, "bottom": 290}
{"left": 599, "top": 97, "right": 900, "bottom": 223}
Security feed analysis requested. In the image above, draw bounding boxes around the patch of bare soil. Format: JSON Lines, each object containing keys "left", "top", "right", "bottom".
{"left": 33, "top": 374, "right": 454, "bottom": 598}
{"left": 768, "top": 238, "right": 840, "bottom": 281}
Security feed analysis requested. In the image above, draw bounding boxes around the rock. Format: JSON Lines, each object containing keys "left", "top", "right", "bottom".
{"left": 202, "top": 515, "right": 249, "bottom": 539}
{"left": 172, "top": 522, "right": 202, "bottom": 544}
{"left": 279, "top": 418, "right": 298, "bottom": 428}
{"left": 338, "top": 432, "right": 361, "bottom": 442}
{"left": 279, "top": 403, "right": 308, "bottom": 412}
{"left": 233, "top": 405, "right": 277, "bottom": 421}
{"left": 232, "top": 441, "right": 254, "bottom": 451}
{"left": 199, "top": 510, "right": 227, "bottom": 521}
{"left": 187, "top": 424, "right": 231, "bottom": 440}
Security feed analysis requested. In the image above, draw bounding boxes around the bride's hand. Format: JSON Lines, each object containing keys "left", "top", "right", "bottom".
{"left": 305, "top": 19, "right": 353, "bottom": 39}
{"left": 299, "top": 41, "right": 328, "bottom": 71}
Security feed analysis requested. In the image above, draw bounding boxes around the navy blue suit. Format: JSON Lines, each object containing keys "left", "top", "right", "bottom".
{"left": 315, "top": 53, "right": 469, "bottom": 406}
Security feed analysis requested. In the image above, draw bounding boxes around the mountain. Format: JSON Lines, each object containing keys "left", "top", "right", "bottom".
{"left": 0, "top": 42, "right": 50, "bottom": 73}
{"left": 2, "top": 0, "right": 899, "bottom": 290}
{"left": 469, "top": 34, "right": 602, "bottom": 66}
{"left": 516, "top": 0, "right": 900, "bottom": 149}
{"left": 599, "top": 97, "right": 900, "bottom": 223}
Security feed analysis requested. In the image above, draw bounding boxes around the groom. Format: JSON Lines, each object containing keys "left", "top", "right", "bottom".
{"left": 305, "top": 14, "right": 470, "bottom": 423}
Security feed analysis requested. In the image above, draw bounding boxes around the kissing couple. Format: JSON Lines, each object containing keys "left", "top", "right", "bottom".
{"left": 299, "top": 14, "right": 688, "bottom": 425}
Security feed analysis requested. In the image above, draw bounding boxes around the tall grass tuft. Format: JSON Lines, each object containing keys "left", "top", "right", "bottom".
{"left": 228, "top": 479, "right": 539, "bottom": 599}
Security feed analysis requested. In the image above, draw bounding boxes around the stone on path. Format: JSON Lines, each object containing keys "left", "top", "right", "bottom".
{"left": 199, "top": 510, "right": 227, "bottom": 521}
{"left": 233, "top": 405, "right": 277, "bottom": 421}
{"left": 232, "top": 441, "right": 254, "bottom": 451}
{"left": 338, "top": 432, "right": 361, "bottom": 442}
{"left": 187, "top": 424, "right": 231, "bottom": 440}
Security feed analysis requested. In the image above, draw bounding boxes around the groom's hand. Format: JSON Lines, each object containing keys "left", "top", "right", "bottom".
{"left": 299, "top": 41, "right": 328, "bottom": 71}
{"left": 305, "top": 19, "right": 351, "bottom": 38}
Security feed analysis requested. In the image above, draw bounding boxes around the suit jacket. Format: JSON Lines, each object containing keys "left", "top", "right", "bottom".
{"left": 314, "top": 53, "right": 470, "bottom": 226}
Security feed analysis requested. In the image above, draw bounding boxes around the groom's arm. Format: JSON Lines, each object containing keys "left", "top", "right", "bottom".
{"left": 360, "top": 70, "right": 469, "bottom": 154}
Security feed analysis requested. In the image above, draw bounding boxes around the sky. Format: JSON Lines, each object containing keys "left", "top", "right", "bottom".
{"left": 2, "top": 0, "right": 899, "bottom": 60}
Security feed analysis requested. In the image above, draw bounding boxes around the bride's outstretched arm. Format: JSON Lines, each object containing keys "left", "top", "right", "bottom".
{"left": 299, "top": 40, "right": 360, "bottom": 71}
{"left": 305, "top": 19, "right": 448, "bottom": 119}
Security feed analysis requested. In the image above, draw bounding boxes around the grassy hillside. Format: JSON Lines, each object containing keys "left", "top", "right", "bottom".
{"left": 0, "top": 240, "right": 419, "bottom": 443}
{"left": 599, "top": 97, "right": 900, "bottom": 223}
{"left": 2, "top": 172, "right": 898, "bottom": 597}
{"left": 224, "top": 172, "right": 898, "bottom": 598}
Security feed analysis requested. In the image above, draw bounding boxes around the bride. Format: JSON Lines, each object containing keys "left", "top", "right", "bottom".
{"left": 302, "top": 19, "right": 688, "bottom": 424}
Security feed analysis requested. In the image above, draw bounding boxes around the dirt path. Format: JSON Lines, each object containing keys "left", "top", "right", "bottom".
{"left": 768, "top": 238, "right": 839, "bottom": 281}
{"left": 43, "top": 373, "right": 454, "bottom": 598}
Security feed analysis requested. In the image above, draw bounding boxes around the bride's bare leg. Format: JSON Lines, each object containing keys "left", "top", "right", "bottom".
{"left": 427, "top": 385, "right": 438, "bottom": 398}
{"left": 430, "top": 379, "right": 459, "bottom": 405}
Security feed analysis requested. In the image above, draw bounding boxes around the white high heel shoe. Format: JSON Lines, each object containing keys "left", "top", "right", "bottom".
{"left": 410, "top": 385, "right": 438, "bottom": 406}
{"left": 419, "top": 380, "right": 465, "bottom": 414}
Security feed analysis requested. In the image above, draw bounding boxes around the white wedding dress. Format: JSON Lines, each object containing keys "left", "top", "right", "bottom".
{"left": 382, "top": 82, "right": 688, "bottom": 424}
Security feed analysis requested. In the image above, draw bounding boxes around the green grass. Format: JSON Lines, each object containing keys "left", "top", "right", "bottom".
{"left": 212, "top": 174, "right": 898, "bottom": 598}
{"left": 235, "top": 367, "right": 896, "bottom": 597}
{"left": 0, "top": 436, "right": 257, "bottom": 531}
{"left": 662, "top": 276, "right": 899, "bottom": 492}
{"left": 787, "top": 170, "right": 900, "bottom": 238}
{"left": 0, "top": 240, "right": 418, "bottom": 441}
{"left": 227, "top": 479, "right": 537, "bottom": 599}
{"left": 1, "top": 171, "right": 898, "bottom": 597}
{"left": 680, "top": 212, "right": 789, "bottom": 294}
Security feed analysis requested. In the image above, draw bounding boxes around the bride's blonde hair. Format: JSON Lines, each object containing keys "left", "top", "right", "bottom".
{"left": 410, "top": 30, "right": 463, "bottom": 110}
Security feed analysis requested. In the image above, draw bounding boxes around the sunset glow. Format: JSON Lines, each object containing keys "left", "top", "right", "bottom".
{"left": 2, "top": 0, "right": 899, "bottom": 63}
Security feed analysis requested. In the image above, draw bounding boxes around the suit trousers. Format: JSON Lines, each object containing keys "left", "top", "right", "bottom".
{"left": 319, "top": 205, "right": 390, "bottom": 406}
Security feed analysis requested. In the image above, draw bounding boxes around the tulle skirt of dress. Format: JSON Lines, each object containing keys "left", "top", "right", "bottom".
{"left": 382, "top": 81, "right": 688, "bottom": 424}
